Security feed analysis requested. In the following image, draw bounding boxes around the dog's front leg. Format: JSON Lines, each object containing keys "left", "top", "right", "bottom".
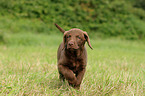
{"left": 75, "top": 68, "right": 86, "bottom": 89}
{"left": 58, "top": 64, "right": 77, "bottom": 86}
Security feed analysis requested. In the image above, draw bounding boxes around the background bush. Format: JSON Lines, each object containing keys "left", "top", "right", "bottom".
{"left": 0, "top": 32, "right": 4, "bottom": 44}
{"left": 0, "top": 0, "right": 145, "bottom": 39}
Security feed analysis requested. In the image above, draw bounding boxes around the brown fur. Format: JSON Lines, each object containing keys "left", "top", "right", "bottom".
{"left": 55, "top": 24, "right": 93, "bottom": 89}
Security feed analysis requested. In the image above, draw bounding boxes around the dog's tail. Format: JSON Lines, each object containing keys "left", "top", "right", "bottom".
{"left": 55, "top": 23, "right": 65, "bottom": 33}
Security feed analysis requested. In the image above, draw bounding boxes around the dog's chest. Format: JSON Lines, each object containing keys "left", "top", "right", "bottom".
{"left": 68, "top": 59, "right": 83, "bottom": 72}
{"left": 72, "top": 62, "right": 79, "bottom": 68}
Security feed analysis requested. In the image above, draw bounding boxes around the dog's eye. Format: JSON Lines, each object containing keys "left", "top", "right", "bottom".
{"left": 76, "top": 36, "right": 81, "bottom": 39}
{"left": 67, "top": 35, "right": 71, "bottom": 38}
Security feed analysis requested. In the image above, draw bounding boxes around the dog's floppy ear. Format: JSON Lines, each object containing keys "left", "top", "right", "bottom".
{"left": 83, "top": 32, "right": 93, "bottom": 49}
{"left": 55, "top": 23, "right": 65, "bottom": 33}
{"left": 62, "top": 31, "right": 69, "bottom": 50}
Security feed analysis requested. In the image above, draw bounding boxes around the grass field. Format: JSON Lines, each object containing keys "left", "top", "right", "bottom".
{"left": 0, "top": 33, "right": 145, "bottom": 95}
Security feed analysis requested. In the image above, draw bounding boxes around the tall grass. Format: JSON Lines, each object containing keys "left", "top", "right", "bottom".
{"left": 0, "top": 33, "right": 145, "bottom": 95}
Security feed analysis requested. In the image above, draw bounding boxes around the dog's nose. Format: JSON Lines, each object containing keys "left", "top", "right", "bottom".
{"left": 68, "top": 42, "right": 74, "bottom": 46}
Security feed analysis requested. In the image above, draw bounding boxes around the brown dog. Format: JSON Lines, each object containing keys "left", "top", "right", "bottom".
{"left": 55, "top": 24, "right": 93, "bottom": 89}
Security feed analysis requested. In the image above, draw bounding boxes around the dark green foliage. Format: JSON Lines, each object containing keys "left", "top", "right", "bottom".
{"left": 0, "top": 0, "right": 145, "bottom": 39}
{"left": 133, "top": 0, "right": 145, "bottom": 10}
{"left": 0, "top": 32, "right": 4, "bottom": 44}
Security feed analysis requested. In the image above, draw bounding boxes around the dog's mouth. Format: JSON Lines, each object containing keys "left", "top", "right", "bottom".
{"left": 66, "top": 44, "right": 79, "bottom": 50}
{"left": 67, "top": 47, "right": 79, "bottom": 51}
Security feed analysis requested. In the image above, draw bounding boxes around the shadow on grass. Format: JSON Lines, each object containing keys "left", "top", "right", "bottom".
{"left": 47, "top": 76, "right": 70, "bottom": 89}
{"left": 47, "top": 76, "right": 79, "bottom": 93}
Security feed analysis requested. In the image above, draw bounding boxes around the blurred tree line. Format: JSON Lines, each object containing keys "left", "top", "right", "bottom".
{"left": 0, "top": 0, "right": 145, "bottom": 40}
{"left": 133, "top": 0, "right": 145, "bottom": 10}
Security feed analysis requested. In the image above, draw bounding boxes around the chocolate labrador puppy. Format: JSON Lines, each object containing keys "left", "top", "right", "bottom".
{"left": 55, "top": 24, "right": 93, "bottom": 89}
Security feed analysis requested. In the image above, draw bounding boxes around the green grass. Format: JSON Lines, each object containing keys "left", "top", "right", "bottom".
{"left": 0, "top": 33, "right": 145, "bottom": 95}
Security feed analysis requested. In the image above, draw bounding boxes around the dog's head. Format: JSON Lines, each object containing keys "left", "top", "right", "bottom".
{"left": 55, "top": 23, "right": 93, "bottom": 50}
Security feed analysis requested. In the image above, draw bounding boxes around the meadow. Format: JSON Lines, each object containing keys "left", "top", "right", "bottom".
{"left": 0, "top": 33, "right": 145, "bottom": 95}
{"left": 0, "top": 0, "right": 145, "bottom": 95}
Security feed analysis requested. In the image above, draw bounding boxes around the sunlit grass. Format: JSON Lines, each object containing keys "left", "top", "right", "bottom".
{"left": 0, "top": 33, "right": 145, "bottom": 95}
